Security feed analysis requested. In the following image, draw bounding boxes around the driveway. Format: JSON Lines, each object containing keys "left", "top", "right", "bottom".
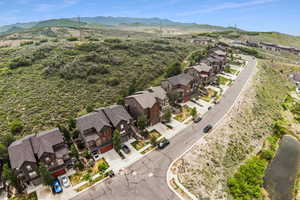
{"left": 71, "top": 56, "right": 257, "bottom": 200}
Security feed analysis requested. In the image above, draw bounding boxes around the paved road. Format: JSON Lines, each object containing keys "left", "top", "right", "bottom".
{"left": 71, "top": 56, "right": 256, "bottom": 200}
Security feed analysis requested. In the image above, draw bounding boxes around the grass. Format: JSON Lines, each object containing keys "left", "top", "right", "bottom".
{"left": 131, "top": 140, "right": 147, "bottom": 151}
{"left": 70, "top": 158, "right": 110, "bottom": 186}
{"left": 174, "top": 105, "right": 192, "bottom": 122}
{"left": 148, "top": 130, "right": 161, "bottom": 140}
{"left": 75, "top": 173, "right": 108, "bottom": 192}
{"left": 9, "top": 192, "right": 37, "bottom": 200}
{"left": 218, "top": 75, "right": 232, "bottom": 85}
{"left": 141, "top": 145, "right": 156, "bottom": 154}
{"left": 229, "top": 68, "right": 239, "bottom": 75}
{"left": 200, "top": 88, "right": 217, "bottom": 102}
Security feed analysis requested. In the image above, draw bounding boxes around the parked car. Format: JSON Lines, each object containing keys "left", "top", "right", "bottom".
{"left": 203, "top": 125, "right": 213, "bottom": 133}
{"left": 193, "top": 116, "right": 202, "bottom": 123}
{"left": 108, "top": 170, "right": 115, "bottom": 178}
{"left": 52, "top": 179, "right": 63, "bottom": 194}
{"left": 158, "top": 139, "right": 170, "bottom": 149}
{"left": 60, "top": 175, "right": 70, "bottom": 188}
{"left": 92, "top": 151, "right": 101, "bottom": 161}
{"left": 208, "top": 106, "right": 212, "bottom": 110}
{"left": 121, "top": 144, "right": 131, "bottom": 154}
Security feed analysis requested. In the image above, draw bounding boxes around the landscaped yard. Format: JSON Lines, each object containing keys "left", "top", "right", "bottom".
{"left": 10, "top": 192, "right": 37, "bottom": 200}
{"left": 131, "top": 140, "right": 148, "bottom": 151}
{"left": 70, "top": 158, "right": 110, "bottom": 186}
{"left": 200, "top": 88, "right": 218, "bottom": 102}
{"left": 174, "top": 105, "right": 192, "bottom": 122}
{"left": 218, "top": 76, "right": 232, "bottom": 85}
{"left": 228, "top": 67, "right": 239, "bottom": 75}
{"left": 148, "top": 130, "right": 161, "bottom": 140}
{"left": 75, "top": 173, "right": 108, "bottom": 192}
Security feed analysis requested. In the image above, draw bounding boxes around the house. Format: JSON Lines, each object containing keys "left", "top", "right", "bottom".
{"left": 161, "top": 73, "right": 196, "bottom": 103}
{"left": 8, "top": 129, "right": 71, "bottom": 187}
{"left": 202, "top": 57, "right": 223, "bottom": 74}
{"left": 191, "top": 37, "right": 214, "bottom": 45}
{"left": 143, "top": 86, "right": 169, "bottom": 108}
{"left": 292, "top": 72, "right": 300, "bottom": 86}
{"left": 76, "top": 111, "right": 113, "bottom": 154}
{"left": 124, "top": 93, "right": 161, "bottom": 126}
{"left": 185, "top": 63, "right": 215, "bottom": 85}
{"left": 99, "top": 105, "right": 136, "bottom": 143}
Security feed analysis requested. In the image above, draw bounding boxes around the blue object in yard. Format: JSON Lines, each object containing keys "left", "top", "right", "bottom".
{"left": 52, "top": 179, "right": 63, "bottom": 193}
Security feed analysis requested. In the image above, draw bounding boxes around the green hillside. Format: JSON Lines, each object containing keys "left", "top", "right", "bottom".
{"left": 0, "top": 35, "right": 201, "bottom": 136}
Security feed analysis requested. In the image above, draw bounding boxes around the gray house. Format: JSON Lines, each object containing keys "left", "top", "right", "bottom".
{"left": 8, "top": 129, "right": 71, "bottom": 187}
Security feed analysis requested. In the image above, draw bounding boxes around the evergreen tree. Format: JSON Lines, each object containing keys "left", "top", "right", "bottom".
{"left": 112, "top": 130, "right": 121, "bottom": 153}
{"left": 39, "top": 163, "right": 54, "bottom": 187}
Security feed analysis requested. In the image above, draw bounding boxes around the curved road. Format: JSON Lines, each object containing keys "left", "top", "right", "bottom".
{"left": 71, "top": 56, "right": 256, "bottom": 200}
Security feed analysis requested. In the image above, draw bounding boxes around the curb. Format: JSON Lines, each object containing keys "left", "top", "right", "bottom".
{"left": 166, "top": 56, "right": 257, "bottom": 200}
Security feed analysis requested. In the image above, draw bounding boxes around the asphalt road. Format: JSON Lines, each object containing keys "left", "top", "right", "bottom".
{"left": 71, "top": 56, "right": 256, "bottom": 200}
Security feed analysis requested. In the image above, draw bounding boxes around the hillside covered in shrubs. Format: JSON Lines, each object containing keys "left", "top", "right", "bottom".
{"left": 0, "top": 36, "right": 202, "bottom": 136}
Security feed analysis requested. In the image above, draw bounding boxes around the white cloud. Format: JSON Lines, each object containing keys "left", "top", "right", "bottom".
{"left": 179, "top": 0, "right": 277, "bottom": 16}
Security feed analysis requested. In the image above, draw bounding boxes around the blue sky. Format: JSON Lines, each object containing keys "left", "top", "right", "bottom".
{"left": 0, "top": 0, "right": 299, "bottom": 35}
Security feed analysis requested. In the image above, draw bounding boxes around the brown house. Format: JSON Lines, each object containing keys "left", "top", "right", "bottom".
{"left": 76, "top": 111, "right": 113, "bottom": 154}
{"left": 99, "top": 105, "right": 136, "bottom": 143}
{"left": 161, "top": 73, "right": 196, "bottom": 103}
{"left": 8, "top": 129, "right": 71, "bottom": 187}
{"left": 186, "top": 63, "right": 215, "bottom": 86}
{"left": 124, "top": 93, "right": 161, "bottom": 126}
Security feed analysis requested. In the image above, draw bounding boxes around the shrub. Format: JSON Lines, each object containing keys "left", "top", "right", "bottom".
{"left": 104, "top": 38, "right": 122, "bottom": 43}
{"left": 166, "top": 62, "right": 182, "bottom": 78}
{"left": 8, "top": 56, "right": 32, "bottom": 69}
{"left": 260, "top": 149, "right": 274, "bottom": 161}
{"left": 106, "top": 77, "right": 120, "bottom": 86}
{"left": 9, "top": 120, "right": 23, "bottom": 134}
{"left": 98, "top": 160, "right": 109, "bottom": 173}
{"left": 67, "top": 37, "right": 78, "bottom": 41}
{"left": 20, "top": 41, "right": 34, "bottom": 46}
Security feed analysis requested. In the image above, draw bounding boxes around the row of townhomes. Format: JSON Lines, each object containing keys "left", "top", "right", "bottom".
{"left": 6, "top": 44, "right": 229, "bottom": 194}
{"left": 245, "top": 40, "right": 300, "bottom": 55}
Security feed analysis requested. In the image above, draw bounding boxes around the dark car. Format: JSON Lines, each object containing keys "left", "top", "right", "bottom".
{"left": 203, "top": 125, "right": 213, "bottom": 133}
{"left": 193, "top": 116, "right": 202, "bottom": 123}
{"left": 52, "top": 179, "right": 63, "bottom": 194}
{"left": 208, "top": 106, "right": 212, "bottom": 110}
{"left": 121, "top": 144, "right": 131, "bottom": 154}
{"left": 158, "top": 140, "right": 170, "bottom": 149}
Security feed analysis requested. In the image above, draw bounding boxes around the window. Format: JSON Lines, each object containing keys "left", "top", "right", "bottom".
{"left": 26, "top": 165, "right": 32, "bottom": 171}
{"left": 28, "top": 171, "right": 37, "bottom": 178}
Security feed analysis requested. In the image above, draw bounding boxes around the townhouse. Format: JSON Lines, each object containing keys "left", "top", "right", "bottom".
{"left": 8, "top": 129, "right": 71, "bottom": 187}
{"left": 161, "top": 73, "right": 196, "bottom": 103}
{"left": 185, "top": 63, "right": 215, "bottom": 86}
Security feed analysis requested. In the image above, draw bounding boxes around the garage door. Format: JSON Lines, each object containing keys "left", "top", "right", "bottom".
{"left": 52, "top": 169, "right": 66, "bottom": 177}
{"left": 99, "top": 144, "right": 113, "bottom": 153}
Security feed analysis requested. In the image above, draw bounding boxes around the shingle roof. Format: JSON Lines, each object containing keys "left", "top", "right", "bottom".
{"left": 214, "top": 50, "right": 226, "bottom": 56}
{"left": 101, "top": 105, "right": 132, "bottom": 127}
{"left": 127, "top": 93, "right": 157, "bottom": 109}
{"left": 8, "top": 136, "right": 36, "bottom": 169}
{"left": 76, "top": 111, "right": 111, "bottom": 133}
{"left": 146, "top": 86, "right": 167, "bottom": 101}
{"left": 191, "top": 63, "right": 212, "bottom": 73}
{"left": 167, "top": 73, "right": 194, "bottom": 87}
{"left": 8, "top": 128, "right": 65, "bottom": 169}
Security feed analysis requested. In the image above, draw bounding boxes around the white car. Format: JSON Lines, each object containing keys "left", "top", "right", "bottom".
{"left": 60, "top": 175, "right": 70, "bottom": 188}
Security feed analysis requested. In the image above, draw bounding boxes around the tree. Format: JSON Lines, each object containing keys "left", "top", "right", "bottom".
{"left": 150, "top": 136, "right": 157, "bottom": 147}
{"left": 39, "top": 163, "right": 54, "bottom": 187}
{"left": 0, "top": 133, "right": 15, "bottom": 161}
{"left": 224, "top": 65, "right": 231, "bottom": 73}
{"left": 86, "top": 105, "right": 94, "bottom": 113}
{"left": 166, "top": 62, "right": 182, "bottom": 78}
{"left": 137, "top": 115, "right": 148, "bottom": 131}
{"left": 70, "top": 144, "right": 79, "bottom": 159}
{"left": 112, "top": 130, "right": 121, "bottom": 153}
{"left": 3, "top": 163, "right": 23, "bottom": 193}
{"left": 167, "top": 91, "right": 181, "bottom": 106}
{"left": 162, "top": 108, "right": 172, "bottom": 123}
{"left": 191, "top": 107, "right": 197, "bottom": 118}
{"left": 58, "top": 125, "right": 71, "bottom": 144}
{"left": 8, "top": 120, "right": 23, "bottom": 134}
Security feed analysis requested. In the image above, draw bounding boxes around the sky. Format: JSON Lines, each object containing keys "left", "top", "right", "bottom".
{"left": 0, "top": 0, "right": 299, "bottom": 35}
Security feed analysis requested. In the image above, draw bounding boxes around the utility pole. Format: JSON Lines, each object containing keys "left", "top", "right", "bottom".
{"left": 78, "top": 16, "right": 82, "bottom": 41}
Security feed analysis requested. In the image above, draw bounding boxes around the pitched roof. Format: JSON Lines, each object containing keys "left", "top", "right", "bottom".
{"left": 76, "top": 111, "right": 111, "bottom": 133}
{"left": 101, "top": 105, "right": 132, "bottom": 127}
{"left": 214, "top": 50, "right": 226, "bottom": 56}
{"left": 8, "top": 136, "right": 36, "bottom": 169}
{"left": 146, "top": 86, "right": 167, "bottom": 101}
{"left": 190, "top": 63, "right": 212, "bottom": 73}
{"left": 127, "top": 93, "right": 157, "bottom": 109}
{"left": 293, "top": 72, "right": 300, "bottom": 82}
{"left": 8, "top": 128, "right": 64, "bottom": 169}
{"left": 167, "top": 73, "right": 194, "bottom": 87}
